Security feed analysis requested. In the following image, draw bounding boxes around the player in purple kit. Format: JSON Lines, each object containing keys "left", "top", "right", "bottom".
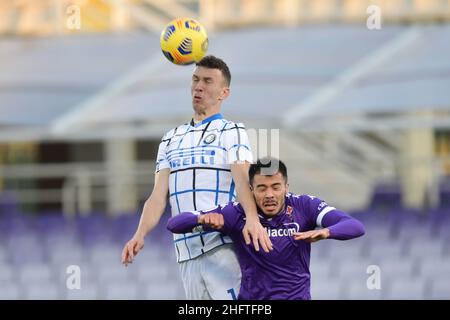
{"left": 167, "top": 157, "right": 365, "bottom": 300}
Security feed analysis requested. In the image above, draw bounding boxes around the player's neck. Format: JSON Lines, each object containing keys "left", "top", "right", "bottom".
{"left": 193, "top": 110, "right": 221, "bottom": 123}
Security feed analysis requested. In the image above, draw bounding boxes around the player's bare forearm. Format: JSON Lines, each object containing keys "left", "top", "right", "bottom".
{"left": 134, "top": 169, "right": 169, "bottom": 239}
{"left": 231, "top": 162, "right": 273, "bottom": 252}
{"left": 231, "top": 162, "right": 258, "bottom": 219}
{"left": 135, "top": 194, "right": 167, "bottom": 238}
{"left": 293, "top": 229, "right": 330, "bottom": 243}
{"left": 122, "top": 170, "right": 169, "bottom": 266}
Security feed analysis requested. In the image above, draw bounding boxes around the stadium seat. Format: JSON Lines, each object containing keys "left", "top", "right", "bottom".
{"left": 96, "top": 263, "right": 132, "bottom": 284}
{"left": 18, "top": 263, "right": 53, "bottom": 283}
{"left": 66, "top": 283, "right": 99, "bottom": 300}
{"left": 54, "top": 261, "right": 97, "bottom": 286}
{"left": 142, "top": 282, "right": 184, "bottom": 300}
{"left": 310, "top": 259, "right": 331, "bottom": 279}
{"left": 337, "top": 261, "right": 384, "bottom": 299}
{"left": 369, "top": 183, "right": 402, "bottom": 211}
{"left": 1, "top": 201, "right": 447, "bottom": 299}
{"left": 310, "top": 239, "right": 331, "bottom": 259}
{"left": 111, "top": 214, "right": 140, "bottom": 242}
{"left": 43, "top": 232, "right": 80, "bottom": 251}
{"left": 337, "top": 258, "right": 380, "bottom": 279}
{"left": 0, "top": 247, "right": 9, "bottom": 264}
{"left": 311, "top": 278, "right": 342, "bottom": 300}
{"left": 406, "top": 240, "right": 445, "bottom": 259}
{"left": 6, "top": 233, "right": 41, "bottom": 249}
{"left": 419, "top": 258, "right": 450, "bottom": 278}
{"left": 0, "top": 282, "right": 21, "bottom": 299}
{"left": 363, "top": 224, "right": 395, "bottom": 241}
{"left": 36, "top": 213, "right": 69, "bottom": 233}
{"left": 104, "top": 282, "right": 140, "bottom": 300}
{"left": 132, "top": 244, "right": 167, "bottom": 265}
{"left": 367, "top": 241, "right": 406, "bottom": 260}
{"left": 429, "top": 278, "right": 450, "bottom": 299}
{"left": 346, "top": 279, "right": 384, "bottom": 300}
{"left": 438, "top": 178, "right": 450, "bottom": 209}
{"left": 386, "top": 277, "right": 427, "bottom": 299}
{"left": 0, "top": 192, "right": 20, "bottom": 217}
{"left": 378, "top": 259, "right": 418, "bottom": 279}
{"left": 135, "top": 263, "right": 172, "bottom": 282}
{"left": 0, "top": 263, "right": 15, "bottom": 282}
{"left": 324, "top": 239, "right": 366, "bottom": 260}
{"left": 9, "top": 243, "right": 46, "bottom": 265}
{"left": 398, "top": 226, "right": 437, "bottom": 244}
{"left": 24, "top": 282, "right": 60, "bottom": 300}
{"left": 49, "top": 245, "right": 85, "bottom": 265}
{"left": 88, "top": 244, "right": 121, "bottom": 265}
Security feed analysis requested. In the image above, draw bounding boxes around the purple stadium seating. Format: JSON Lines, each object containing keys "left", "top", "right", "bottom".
{"left": 0, "top": 200, "right": 449, "bottom": 299}
{"left": 369, "top": 183, "right": 402, "bottom": 211}
{"left": 0, "top": 191, "right": 21, "bottom": 217}
{"left": 438, "top": 177, "right": 450, "bottom": 209}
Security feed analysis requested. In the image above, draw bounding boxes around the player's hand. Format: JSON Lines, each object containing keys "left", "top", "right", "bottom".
{"left": 293, "top": 229, "right": 330, "bottom": 243}
{"left": 121, "top": 235, "right": 144, "bottom": 267}
{"left": 243, "top": 217, "right": 273, "bottom": 253}
{"left": 199, "top": 213, "right": 224, "bottom": 229}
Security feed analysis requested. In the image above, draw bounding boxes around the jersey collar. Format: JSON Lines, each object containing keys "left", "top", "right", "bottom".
{"left": 190, "top": 113, "right": 223, "bottom": 127}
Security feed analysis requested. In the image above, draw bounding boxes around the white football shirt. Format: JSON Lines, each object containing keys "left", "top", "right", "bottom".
{"left": 156, "top": 113, "right": 253, "bottom": 262}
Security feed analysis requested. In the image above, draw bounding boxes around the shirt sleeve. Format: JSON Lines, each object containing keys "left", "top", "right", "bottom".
{"left": 155, "top": 131, "right": 172, "bottom": 173}
{"left": 166, "top": 202, "right": 242, "bottom": 235}
{"left": 166, "top": 212, "right": 198, "bottom": 234}
{"left": 299, "top": 194, "right": 337, "bottom": 228}
{"left": 222, "top": 122, "right": 253, "bottom": 164}
{"left": 296, "top": 194, "right": 365, "bottom": 239}
{"left": 200, "top": 202, "right": 242, "bottom": 235}
{"left": 321, "top": 210, "right": 366, "bottom": 240}
{"left": 304, "top": 195, "right": 336, "bottom": 228}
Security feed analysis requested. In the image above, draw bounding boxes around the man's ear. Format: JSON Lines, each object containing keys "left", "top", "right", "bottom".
{"left": 218, "top": 87, "right": 230, "bottom": 101}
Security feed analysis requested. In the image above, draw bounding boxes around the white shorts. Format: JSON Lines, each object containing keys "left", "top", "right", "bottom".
{"left": 179, "top": 244, "right": 241, "bottom": 300}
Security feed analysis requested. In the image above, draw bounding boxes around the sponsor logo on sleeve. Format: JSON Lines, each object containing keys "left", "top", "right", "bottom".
{"left": 317, "top": 201, "right": 328, "bottom": 211}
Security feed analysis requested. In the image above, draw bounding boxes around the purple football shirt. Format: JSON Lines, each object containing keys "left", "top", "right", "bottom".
{"left": 167, "top": 193, "right": 365, "bottom": 300}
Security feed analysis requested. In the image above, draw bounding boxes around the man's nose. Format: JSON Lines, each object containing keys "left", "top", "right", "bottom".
{"left": 265, "top": 190, "right": 274, "bottom": 199}
{"left": 194, "top": 82, "right": 203, "bottom": 91}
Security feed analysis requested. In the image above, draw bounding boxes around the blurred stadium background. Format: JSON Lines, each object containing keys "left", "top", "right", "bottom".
{"left": 1, "top": 0, "right": 450, "bottom": 299}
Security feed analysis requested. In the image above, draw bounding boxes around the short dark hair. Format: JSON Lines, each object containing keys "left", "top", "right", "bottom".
{"left": 249, "top": 157, "right": 288, "bottom": 186}
{"left": 196, "top": 55, "right": 231, "bottom": 86}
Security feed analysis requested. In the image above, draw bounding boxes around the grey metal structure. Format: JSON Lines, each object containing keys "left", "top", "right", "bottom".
{"left": 1, "top": 24, "right": 449, "bottom": 210}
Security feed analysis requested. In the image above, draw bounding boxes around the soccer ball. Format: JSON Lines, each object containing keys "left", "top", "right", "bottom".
{"left": 160, "top": 18, "right": 208, "bottom": 65}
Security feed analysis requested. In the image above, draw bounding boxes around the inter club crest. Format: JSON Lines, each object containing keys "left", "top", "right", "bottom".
{"left": 203, "top": 133, "right": 216, "bottom": 144}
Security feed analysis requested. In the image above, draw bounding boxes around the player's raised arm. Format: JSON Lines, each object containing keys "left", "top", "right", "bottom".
{"left": 121, "top": 168, "right": 169, "bottom": 266}
{"left": 294, "top": 209, "right": 365, "bottom": 242}
{"left": 166, "top": 212, "right": 224, "bottom": 234}
{"left": 231, "top": 162, "right": 273, "bottom": 253}
{"left": 166, "top": 212, "right": 199, "bottom": 233}
{"left": 320, "top": 210, "right": 365, "bottom": 240}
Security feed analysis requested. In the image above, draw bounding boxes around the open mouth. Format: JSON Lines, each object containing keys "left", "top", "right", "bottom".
{"left": 264, "top": 202, "right": 278, "bottom": 210}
